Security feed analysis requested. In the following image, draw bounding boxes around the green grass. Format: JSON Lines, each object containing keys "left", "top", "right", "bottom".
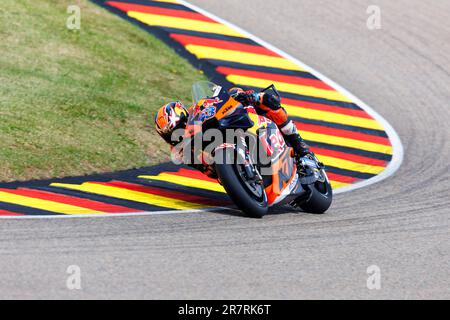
{"left": 0, "top": 0, "right": 206, "bottom": 182}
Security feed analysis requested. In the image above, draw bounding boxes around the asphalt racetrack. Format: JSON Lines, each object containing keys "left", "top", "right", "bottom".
{"left": 0, "top": 0, "right": 449, "bottom": 299}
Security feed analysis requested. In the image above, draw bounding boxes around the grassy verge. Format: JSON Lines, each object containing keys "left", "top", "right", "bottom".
{"left": 0, "top": 0, "right": 205, "bottom": 182}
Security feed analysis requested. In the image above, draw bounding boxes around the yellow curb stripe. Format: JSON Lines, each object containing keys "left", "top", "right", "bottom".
{"left": 128, "top": 11, "right": 244, "bottom": 38}
{"left": 139, "top": 174, "right": 226, "bottom": 193}
{"left": 330, "top": 181, "right": 350, "bottom": 189}
{"left": 0, "top": 191, "right": 105, "bottom": 215}
{"left": 226, "top": 74, "right": 352, "bottom": 103}
{"left": 50, "top": 182, "right": 208, "bottom": 210}
{"left": 152, "top": 0, "right": 180, "bottom": 3}
{"left": 284, "top": 104, "right": 384, "bottom": 131}
{"left": 300, "top": 130, "right": 393, "bottom": 155}
{"left": 315, "top": 154, "right": 386, "bottom": 175}
{"left": 184, "top": 44, "right": 303, "bottom": 71}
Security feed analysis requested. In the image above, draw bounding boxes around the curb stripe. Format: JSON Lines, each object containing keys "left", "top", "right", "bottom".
{"left": 283, "top": 97, "right": 371, "bottom": 119}
{"left": 286, "top": 105, "right": 384, "bottom": 130}
{"left": 206, "top": 59, "right": 320, "bottom": 79}
{"left": 185, "top": 45, "right": 304, "bottom": 70}
{"left": 35, "top": 186, "right": 172, "bottom": 212}
{"left": 171, "top": 34, "right": 280, "bottom": 57}
{"left": 166, "top": 168, "right": 217, "bottom": 182}
{"left": 312, "top": 147, "right": 387, "bottom": 167}
{"left": 139, "top": 173, "right": 226, "bottom": 193}
{"left": 93, "top": 180, "right": 230, "bottom": 206}
{"left": 135, "top": 179, "right": 231, "bottom": 200}
{"left": 315, "top": 155, "right": 385, "bottom": 175}
{"left": 13, "top": 188, "right": 142, "bottom": 213}
{"left": 245, "top": 85, "right": 363, "bottom": 110}
{"left": 304, "top": 141, "right": 391, "bottom": 161}
{"left": 296, "top": 122, "right": 390, "bottom": 146}
{"left": 128, "top": 11, "right": 243, "bottom": 37}
{"left": 0, "top": 202, "right": 62, "bottom": 216}
{"left": 159, "top": 28, "right": 258, "bottom": 45}
{"left": 326, "top": 172, "right": 358, "bottom": 184}
{"left": 302, "top": 131, "right": 392, "bottom": 155}
{"left": 107, "top": 1, "right": 215, "bottom": 22}
{"left": 0, "top": 209, "right": 23, "bottom": 216}
{"left": 293, "top": 117, "right": 388, "bottom": 137}
{"left": 0, "top": 190, "right": 105, "bottom": 215}
{"left": 107, "top": 0, "right": 195, "bottom": 12}
{"left": 216, "top": 66, "right": 332, "bottom": 90}
{"left": 325, "top": 166, "right": 375, "bottom": 180}
{"left": 227, "top": 75, "right": 352, "bottom": 103}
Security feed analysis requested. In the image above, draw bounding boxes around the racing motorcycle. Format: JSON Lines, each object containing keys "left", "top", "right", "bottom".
{"left": 179, "top": 81, "right": 332, "bottom": 218}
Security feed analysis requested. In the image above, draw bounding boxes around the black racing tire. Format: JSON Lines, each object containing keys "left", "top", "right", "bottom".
{"left": 300, "top": 179, "right": 333, "bottom": 214}
{"left": 215, "top": 149, "right": 268, "bottom": 218}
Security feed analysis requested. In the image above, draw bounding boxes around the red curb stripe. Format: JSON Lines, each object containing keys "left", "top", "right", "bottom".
{"left": 326, "top": 172, "right": 359, "bottom": 184}
{"left": 3, "top": 188, "right": 141, "bottom": 213}
{"left": 170, "top": 34, "right": 280, "bottom": 57}
{"left": 216, "top": 66, "right": 332, "bottom": 90}
{"left": 311, "top": 147, "right": 387, "bottom": 167}
{"left": 167, "top": 168, "right": 218, "bottom": 182}
{"left": 0, "top": 209, "right": 23, "bottom": 216}
{"left": 93, "top": 181, "right": 230, "bottom": 206}
{"left": 283, "top": 97, "right": 373, "bottom": 119}
{"left": 295, "top": 122, "right": 391, "bottom": 146}
{"left": 106, "top": 1, "right": 216, "bottom": 23}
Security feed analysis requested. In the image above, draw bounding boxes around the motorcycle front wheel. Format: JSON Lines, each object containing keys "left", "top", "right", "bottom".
{"left": 215, "top": 148, "right": 268, "bottom": 218}
{"left": 300, "top": 170, "right": 333, "bottom": 214}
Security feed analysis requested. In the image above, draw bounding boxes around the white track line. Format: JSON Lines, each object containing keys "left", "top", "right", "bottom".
{"left": 3, "top": 0, "right": 403, "bottom": 219}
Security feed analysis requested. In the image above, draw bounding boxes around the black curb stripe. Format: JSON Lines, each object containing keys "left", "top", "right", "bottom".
{"left": 244, "top": 85, "right": 362, "bottom": 110}
{"left": 325, "top": 166, "right": 376, "bottom": 180}
{"left": 100, "top": 0, "right": 196, "bottom": 12}
{"left": 135, "top": 177, "right": 231, "bottom": 201}
{"left": 34, "top": 186, "right": 176, "bottom": 212}
{"left": 0, "top": 202, "right": 62, "bottom": 216}
{"left": 206, "top": 59, "right": 320, "bottom": 80}
{"left": 159, "top": 27, "right": 259, "bottom": 45}
{"left": 293, "top": 117, "right": 389, "bottom": 138}
{"left": 305, "top": 141, "right": 392, "bottom": 162}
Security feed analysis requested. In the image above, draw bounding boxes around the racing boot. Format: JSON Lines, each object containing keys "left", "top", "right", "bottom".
{"left": 284, "top": 132, "right": 312, "bottom": 158}
{"left": 280, "top": 121, "right": 313, "bottom": 158}
{"left": 280, "top": 121, "right": 325, "bottom": 171}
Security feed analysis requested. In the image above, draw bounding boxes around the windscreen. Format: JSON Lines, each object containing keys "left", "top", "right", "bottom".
{"left": 191, "top": 81, "right": 223, "bottom": 104}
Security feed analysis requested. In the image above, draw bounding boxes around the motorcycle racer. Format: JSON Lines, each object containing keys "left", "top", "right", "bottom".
{"left": 154, "top": 81, "right": 332, "bottom": 217}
